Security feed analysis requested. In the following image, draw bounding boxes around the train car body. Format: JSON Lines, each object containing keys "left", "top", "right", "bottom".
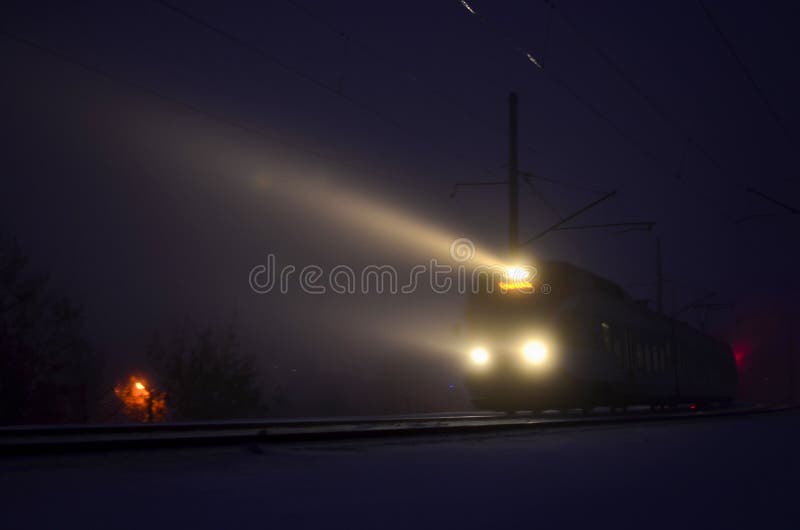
{"left": 464, "top": 261, "right": 737, "bottom": 412}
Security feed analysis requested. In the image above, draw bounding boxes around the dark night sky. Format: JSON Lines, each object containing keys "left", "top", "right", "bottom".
{"left": 2, "top": 1, "right": 799, "bottom": 411}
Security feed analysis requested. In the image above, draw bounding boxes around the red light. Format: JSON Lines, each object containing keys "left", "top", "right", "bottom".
{"left": 734, "top": 351, "right": 744, "bottom": 366}
{"left": 732, "top": 342, "right": 751, "bottom": 372}
{"left": 689, "top": 403, "right": 697, "bottom": 411}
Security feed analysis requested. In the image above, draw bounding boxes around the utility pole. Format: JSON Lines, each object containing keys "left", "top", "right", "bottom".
{"left": 508, "top": 92, "right": 519, "bottom": 258}
{"left": 452, "top": 92, "right": 653, "bottom": 251}
{"left": 656, "top": 237, "right": 663, "bottom": 314}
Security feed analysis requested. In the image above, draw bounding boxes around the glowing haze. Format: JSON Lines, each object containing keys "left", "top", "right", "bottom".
{"left": 252, "top": 173, "right": 510, "bottom": 269}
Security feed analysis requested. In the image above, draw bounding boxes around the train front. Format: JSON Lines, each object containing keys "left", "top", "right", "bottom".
{"left": 462, "top": 265, "right": 571, "bottom": 412}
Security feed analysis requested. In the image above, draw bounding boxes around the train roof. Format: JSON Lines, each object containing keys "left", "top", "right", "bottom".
{"left": 535, "top": 260, "right": 631, "bottom": 301}
{"left": 534, "top": 260, "right": 729, "bottom": 349}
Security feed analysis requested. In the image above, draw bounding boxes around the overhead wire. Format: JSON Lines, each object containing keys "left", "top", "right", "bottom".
{"left": 456, "top": 0, "right": 739, "bottom": 221}
{"left": 543, "top": 0, "right": 741, "bottom": 185}
{"left": 283, "top": 0, "right": 504, "bottom": 138}
{"left": 696, "top": 0, "right": 793, "bottom": 142}
{"left": 151, "top": 0, "right": 492, "bottom": 178}
{"left": 0, "top": 29, "right": 429, "bottom": 186}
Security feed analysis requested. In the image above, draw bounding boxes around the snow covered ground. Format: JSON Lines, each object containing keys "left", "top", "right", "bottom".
{"left": 2, "top": 410, "right": 799, "bottom": 529}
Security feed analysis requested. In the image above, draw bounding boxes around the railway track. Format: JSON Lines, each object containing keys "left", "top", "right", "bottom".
{"left": 1, "top": 403, "right": 793, "bottom": 455}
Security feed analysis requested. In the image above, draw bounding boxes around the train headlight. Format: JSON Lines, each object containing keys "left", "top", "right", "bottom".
{"left": 499, "top": 265, "right": 535, "bottom": 292}
{"left": 522, "top": 340, "right": 547, "bottom": 364}
{"left": 470, "top": 347, "right": 490, "bottom": 366}
{"left": 505, "top": 265, "right": 531, "bottom": 282}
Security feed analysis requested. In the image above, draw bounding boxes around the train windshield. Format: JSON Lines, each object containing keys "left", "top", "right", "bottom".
{"left": 465, "top": 287, "right": 562, "bottom": 333}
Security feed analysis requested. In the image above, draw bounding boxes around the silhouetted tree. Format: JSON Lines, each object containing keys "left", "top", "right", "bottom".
{"left": 147, "top": 324, "right": 265, "bottom": 420}
{"left": 0, "top": 237, "right": 100, "bottom": 424}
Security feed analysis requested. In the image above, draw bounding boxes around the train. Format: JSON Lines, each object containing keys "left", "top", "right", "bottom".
{"left": 463, "top": 260, "right": 737, "bottom": 412}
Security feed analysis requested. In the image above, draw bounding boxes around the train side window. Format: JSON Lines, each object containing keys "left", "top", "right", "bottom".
{"left": 623, "top": 329, "right": 630, "bottom": 369}
{"left": 651, "top": 345, "right": 658, "bottom": 373}
{"left": 665, "top": 343, "right": 672, "bottom": 370}
{"left": 601, "top": 322, "right": 611, "bottom": 353}
{"left": 643, "top": 345, "right": 648, "bottom": 373}
{"left": 658, "top": 343, "right": 663, "bottom": 371}
{"left": 653, "top": 344, "right": 660, "bottom": 373}
{"left": 636, "top": 343, "right": 643, "bottom": 371}
{"left": 655, "top": 345, "right": 662, "bottom": 373}
{"left": 650, "top": 344, "right": 658, "bottom": 373}
{"left": 650, "top": 344, "right": 658, "bottom": 374}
